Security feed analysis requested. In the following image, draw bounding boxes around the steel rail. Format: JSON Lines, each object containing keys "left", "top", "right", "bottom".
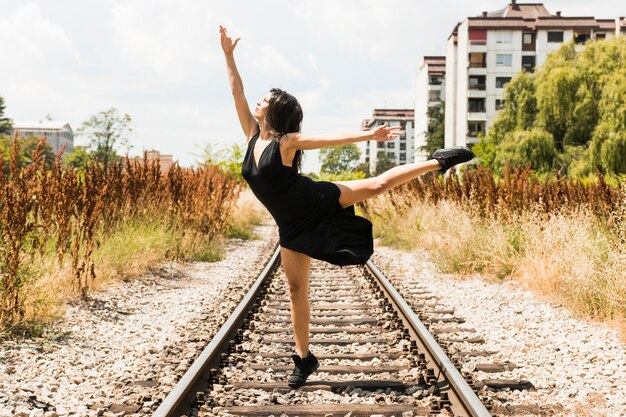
{"left": 153, "top": 244, "right": 281, "bottom": 417}
{"left": 365, "top": 260, "right": 492, "bottom": 417}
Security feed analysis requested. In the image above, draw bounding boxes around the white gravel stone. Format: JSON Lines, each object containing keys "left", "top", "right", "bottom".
{"left": 0, "top": 223, "right": 277, "bottom": 417}
{"left": 373, "top": 244, "right": 626, "bottom": 417}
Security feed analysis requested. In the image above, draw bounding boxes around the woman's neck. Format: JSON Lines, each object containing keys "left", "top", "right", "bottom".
{"left": 259, "top": 124, "right": 273, "bottom": 141}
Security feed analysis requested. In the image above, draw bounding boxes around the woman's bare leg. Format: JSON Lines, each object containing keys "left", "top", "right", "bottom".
{"left": 333, "top": 160, "right": 441, "bottom": 208}
{"left": 280, "top": 246, "right": 311, "bottom": 358}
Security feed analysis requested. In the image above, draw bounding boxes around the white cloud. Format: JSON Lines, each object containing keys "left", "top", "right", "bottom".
{"left": 0, "top": 2, "right": 79, "bottom": 71}
{"left": 253, "top": 45, "right": 305, "bottom": 79}
{"left": 111, "top": 0, "right": 215, "bottom": 85}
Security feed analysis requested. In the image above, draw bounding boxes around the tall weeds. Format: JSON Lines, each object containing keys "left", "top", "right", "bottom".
{"left": 0, "top": 138, "right": 241, "bottom": 329}
{"left": 361, "top": 166, "right": 626, "bottom": 328}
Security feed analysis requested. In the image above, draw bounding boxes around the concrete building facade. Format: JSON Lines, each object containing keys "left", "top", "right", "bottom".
{"left": 360, "top": 109, "right": 414, "bottom": 175}
{"left": 414, "top": 56, "right": 446, "bottom": 161}
{"left": 443, "top": 1, "right": 624, "bottom": 149}
{"left": 13, "top": 121, "right": 74, "bottom": 154}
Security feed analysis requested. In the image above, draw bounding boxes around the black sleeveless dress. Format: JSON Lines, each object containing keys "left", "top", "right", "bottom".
{"left": 241, "top": 130, "right": 373, "bottom": 266}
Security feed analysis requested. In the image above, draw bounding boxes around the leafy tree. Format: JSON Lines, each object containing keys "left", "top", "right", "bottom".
{"left": 476, "top": 37, "right": 626, "bottom": 177}
{"left": 0, "top": 96, "right": 12, "bottom": 135}
{"left": 63, "top": 145, "right": 92, "bottom": 170}
{"left": 319, "top": 144, "right": 361, "bottom": 174}
{"left": 195, "top": 142, "right": 245, "bottom": 180}
{"left": 374, "top": 151, "right": 396, "bottom": 175}
{"left": 77, "top": 108, "right": 132, "bottom": 167}
{"left": 420, "top": 103, "right": 445, "bottom": 156}
{"left": 493, "top": 129, "right": 556, "bottom": 174}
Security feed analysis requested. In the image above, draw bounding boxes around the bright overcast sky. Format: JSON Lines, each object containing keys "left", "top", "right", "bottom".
{"left": 1, "top": 1, "right": 622, "bottom": 172}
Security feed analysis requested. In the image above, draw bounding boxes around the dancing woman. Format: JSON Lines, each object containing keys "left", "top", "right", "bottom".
{"left": 220, "top": 25, "right": 473, "bottom": 388}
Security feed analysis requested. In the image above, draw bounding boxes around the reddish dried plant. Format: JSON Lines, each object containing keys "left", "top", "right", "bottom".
{"left": 0, "top": 139, "right": 240, "bottom": 327}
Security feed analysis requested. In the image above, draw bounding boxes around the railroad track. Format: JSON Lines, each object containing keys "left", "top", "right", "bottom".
{"left": 153, "top": 245, "right": 494, "bottom": 417}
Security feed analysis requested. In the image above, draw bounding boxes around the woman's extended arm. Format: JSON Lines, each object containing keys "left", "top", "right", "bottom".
{"left": 220, "top": 26, "right": 257, "bottom": 140}
{"left": 284, "top": 124, "right": 402, "bottom": 151}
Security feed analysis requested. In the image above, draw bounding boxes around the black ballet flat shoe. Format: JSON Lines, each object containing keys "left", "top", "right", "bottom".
{"left": 287, "top": 351, "right": 319, "bottom": 388}
{"left": 430, "top": 146, "right": 475, "bottom": 173}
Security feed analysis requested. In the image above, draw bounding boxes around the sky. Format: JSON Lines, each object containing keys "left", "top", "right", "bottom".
{"left": 1, "top": 0, "right": 623, "bottom": 173}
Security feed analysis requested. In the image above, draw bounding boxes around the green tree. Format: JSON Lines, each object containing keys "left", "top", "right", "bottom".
{"left": 374, "top": 151, "right": 396, "bottom": 175}
{"left": 63, "top": 145, "right": 92, "bottom": 170}
{"left": 476, "top": 37, "right": 626, "bottom": 177}
{"left": 493, "top": 129, "right": 556, "bottom": 174}
{"left": 420, "top": 103, "right": 445, "bottom": 156}
{"left": 195, "top": 142, "right": 245, "bottom": 180}
{"left": 319, "top": 144, "right": 361, "bottom": 174}
{"left": 0, "top": 96, "right": 12, "bottom": 135}
{"left": 77, "top": 108, "right": 132, "bottom": 167}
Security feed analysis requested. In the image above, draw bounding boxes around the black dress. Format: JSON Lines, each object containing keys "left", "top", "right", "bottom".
{"left": 241, "top": 130, "right": 373, "bottom": 266}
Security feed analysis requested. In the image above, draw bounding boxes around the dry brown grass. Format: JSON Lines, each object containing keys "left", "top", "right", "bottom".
{"left": 361, "top": 168, "right": 626, "bottom": 336}
{"left": 0, "top": 138, "right": 242, "bottom": 332}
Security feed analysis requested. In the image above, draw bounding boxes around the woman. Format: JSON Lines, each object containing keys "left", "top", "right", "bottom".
{"left": 219, "top": 25, "right": 473, "bottom": 388}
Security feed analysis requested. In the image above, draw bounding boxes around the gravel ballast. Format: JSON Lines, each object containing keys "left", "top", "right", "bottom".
{"left": 372, "top": 245, "right": 626, "bottom": 417}
{"left": 0, "top": 223, "right": 277, "bottom": 417}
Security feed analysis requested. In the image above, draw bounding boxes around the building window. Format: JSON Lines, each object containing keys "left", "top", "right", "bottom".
{"left": 469, "top": 75, "right": 486, "bottom": 90}
{"left": 495, "top": 31, "right": 512, "bottom": 44}
{"left": 468, "top": 98, "right": 486, "bottom": 113}
{"left": 387, "top": 142, "right": 395, "bottom": 149}
{"left": 523, "top": 33, "right": 533, "bottom": 44}
{"left": 469, "top": 52, "right": 487, "bottom": 68}
{"left": 377, "top": 142, "right": 384, "bottom": 148}
{"left": 596, "top": 33, "right": 606, "bottom": 40}
{"left": 429, "top": 90, "right": 441, "bottom": 101}
{"left": 429, "top": 75, "right": 443, "bottom": 85}
{"left": 495, "top": 99, "right": 505, "bottom": 110}
{"left": 469, "top": 29, "right": 487, "bottom": 45}
{"left": 522, "top": 55, "right": 536, "bottom": 72}
{"left": 387, "top": 152, "right": 395, "bottom": 159}
{"left": 496, "top": 54, "right": 512, "bottom": 66}
{"left": 399, "top": 154, "right": 406, "bottom": 161}
{"left": 574, "top": 31, "right": 591, "bottom": 44}
{"left": 547, "top": 31, "right": 564, "bottom": 43}
{"left": 468, "top": 121, "right": 486, "bottom": 137}
{"left": 495, "top": 76, "right": 512, "bottom": 88}
{"left": 400, "top": 142, "right": 406, "bottom": 151}
{"left": 522, "top": 32, "right": 535, "bottom": 51}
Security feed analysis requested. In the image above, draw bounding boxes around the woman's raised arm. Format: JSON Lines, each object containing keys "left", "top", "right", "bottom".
{"left": 284, "top": 124, "right": 402, "bottom": 151}
{"left": 220, "top": 26, "right": 257, "bottom": 140}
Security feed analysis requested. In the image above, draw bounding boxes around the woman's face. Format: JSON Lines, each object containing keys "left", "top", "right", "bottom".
{"left": 254, "top": 92, "right": 272, "bottom": 121}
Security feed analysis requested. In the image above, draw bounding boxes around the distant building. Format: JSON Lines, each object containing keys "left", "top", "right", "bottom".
{"left": 134, "top": 150, "right": 175, "bottom": 173}
{"left": 443, "top": 1, "right": 624, "bottom": 149}
{"left": 414, "top": 56, "right": 446, "bottom": 161}
{"left": 359, "top": 109, "right": 415, "bottom": 175}
{"left": 13, "top": 121, "right": 74, "bottom": 154}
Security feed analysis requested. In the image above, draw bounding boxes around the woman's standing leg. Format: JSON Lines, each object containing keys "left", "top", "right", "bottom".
{"left": 280, "top": 246, "right": 311, "bottom": 358}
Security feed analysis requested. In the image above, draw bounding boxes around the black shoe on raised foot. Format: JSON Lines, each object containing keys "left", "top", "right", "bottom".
{"left": 287, "top": 351, "right": 319, "bottom": 388}
{"left": 430, "top": 146, "right": 475, "bottom": 173}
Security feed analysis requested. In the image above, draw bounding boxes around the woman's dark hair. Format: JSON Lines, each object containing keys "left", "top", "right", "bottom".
{"left": 265, "top": 87, "right": 303, "bottom": 172}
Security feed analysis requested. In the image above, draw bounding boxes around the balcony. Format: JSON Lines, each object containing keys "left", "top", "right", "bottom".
{"left": 469, "top": 52, "right": 487, "bottom": 68}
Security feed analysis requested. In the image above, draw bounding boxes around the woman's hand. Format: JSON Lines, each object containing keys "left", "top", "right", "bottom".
{"left": 220, "top": 25, "right": 240, "bottom": 55}
{"left": 372, "top": 123, "right": 402, "bottom": 142}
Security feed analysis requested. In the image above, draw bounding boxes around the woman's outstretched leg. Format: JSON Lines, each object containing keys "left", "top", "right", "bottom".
{"left": 280, "top": 246, "right": 311, "bottom": 358}
{"left": 334, "top": 159, "right": 441, "bottom": 208}
{"left": 333, "top": 147, "right": 473, "bottom": 208}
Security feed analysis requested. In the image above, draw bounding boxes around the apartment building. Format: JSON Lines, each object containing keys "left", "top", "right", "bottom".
{"left": 360, "top": 109, "right": 414, "bottom": 175}
{"left": 13, "top": 121, "right": 74, "bottom": 154}
{"left": 414, "top": 56, "right": 446, "bottom": 161}
{"left": 443, "top": 1, "right": 624, "bottom": 149}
